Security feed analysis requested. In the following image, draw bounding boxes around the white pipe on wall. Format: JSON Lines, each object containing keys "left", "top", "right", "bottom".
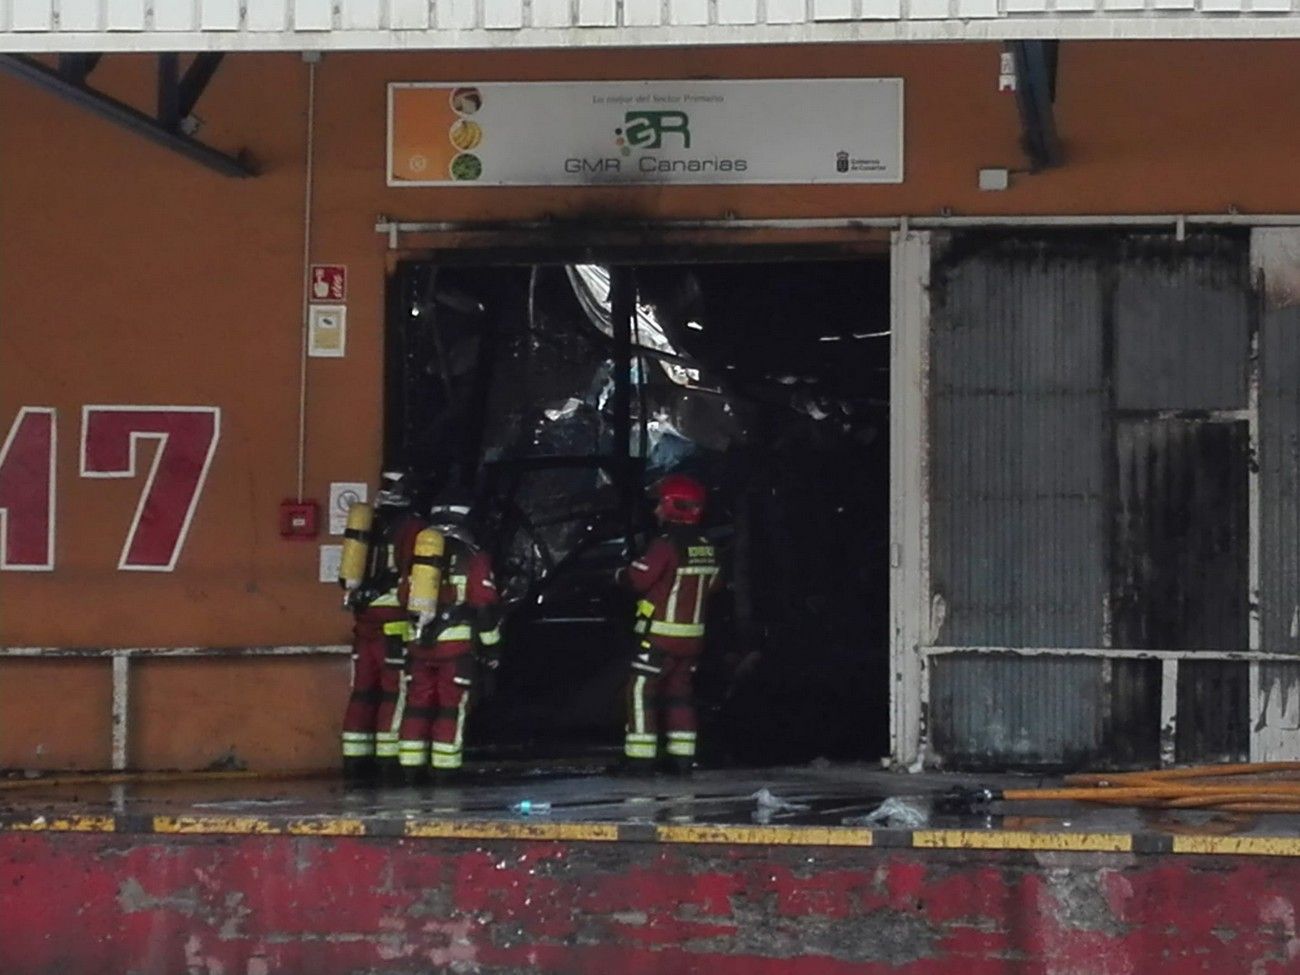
{"left": 296, "top": 57, "right": 318, "bottom": 501}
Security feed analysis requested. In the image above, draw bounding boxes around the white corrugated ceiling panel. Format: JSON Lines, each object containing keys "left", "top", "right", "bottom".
{"left": 0, "top": 0, "right": 1299, "bottom": 50}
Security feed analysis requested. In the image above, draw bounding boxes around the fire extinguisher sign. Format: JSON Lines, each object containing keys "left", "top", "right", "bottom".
{"left": 309, "top": 264, "right": 346, "bottom": 302}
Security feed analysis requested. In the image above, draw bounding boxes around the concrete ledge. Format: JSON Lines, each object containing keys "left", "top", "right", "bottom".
{"left": 8, "top": 825, "right": 1300, "bottom": 974}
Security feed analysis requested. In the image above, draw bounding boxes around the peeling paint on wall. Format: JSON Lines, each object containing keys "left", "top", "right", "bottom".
{"left": 10, "top": 833, "right": 1300, "bottom": 974}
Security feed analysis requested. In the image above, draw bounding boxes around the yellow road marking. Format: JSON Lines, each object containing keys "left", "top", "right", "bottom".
{"left": 152, "top": 816, "right": 281, "bottom": 835}
{"left": 286, "top": 818, "right": 366, "bottom": 837}
{"left": 7, "top": 810, "right": 1300, "bottom": 859}
{"left": 1172, "top": 835, "right": 1300, "bottom": 857}
{"left": 6, "top": 815, "right": 116, "bottom": 832}
{"left": 657, "top": 825, "right": 874, "bottom": 847}
{"left": 913, "top": 830, "right": 1133, "bottom": 852}
{"left": 404, "top": 820, "right": 619, "bottom": 842}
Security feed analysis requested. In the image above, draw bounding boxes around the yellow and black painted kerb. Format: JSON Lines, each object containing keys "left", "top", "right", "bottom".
{"left": 7, "top": 812, "right": 1300, "bottom": 856}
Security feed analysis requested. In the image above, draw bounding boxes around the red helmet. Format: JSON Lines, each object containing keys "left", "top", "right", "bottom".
{"left": 655, "top": 473, "right": 707, "bottom": 525}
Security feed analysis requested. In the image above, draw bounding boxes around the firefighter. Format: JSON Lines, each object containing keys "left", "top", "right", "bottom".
{"left": 397, "top": 496, "right": 502, "bottom": 785}
{"left": 338, "top": 470, "right": 427, "bottom": 785}
{"left": 618, "top": 473, "right": 722, "bottom": 776}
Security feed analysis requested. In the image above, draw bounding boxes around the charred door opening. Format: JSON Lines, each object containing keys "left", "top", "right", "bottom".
{"left": 385, "top": 254, "right": 891, "bottom": 766}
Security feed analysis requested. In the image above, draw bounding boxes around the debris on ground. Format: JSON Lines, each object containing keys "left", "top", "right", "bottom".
{"left": 751, "top": 787, "right": 811, "bottom": 824}
{"left": 842, "top": 796, "right": 929, "bottom": 828}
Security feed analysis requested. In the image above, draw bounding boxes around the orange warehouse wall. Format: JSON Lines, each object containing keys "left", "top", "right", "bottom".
{"left": 129, "top": 656, "right": 351, "bottom": 770}
{"left": 2, "top": 41, "right": 1300, "bottom": 768}
{"left": 0, "top": 661, "right": 111, "bottom": 769}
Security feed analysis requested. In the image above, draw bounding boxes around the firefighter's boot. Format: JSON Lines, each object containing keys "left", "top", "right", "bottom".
{"left": 610, "top": 756, "right": 658, "bottom": 778}
{"left": 431, "top": 767, "right": 462, "bottom": 787}
{"left": 665, "top": 754, "right": 694, "bottom": 779}
{"left": 342, "top": 756, "right": 377, "bottom": 788}
{"left": 379, "top": 758, "right": 405, "bottom": 789}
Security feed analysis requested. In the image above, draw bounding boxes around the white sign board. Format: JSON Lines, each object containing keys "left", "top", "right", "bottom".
{"left": 329, "top": 481, "right": 368, "bottom": 535}
{"left": 319, "top": 544, "right": 343, "bottom": 584}
{"left": 388, "top": 79, "right": 903, "bottom": 187}
{"left": 308, "top": 305, "right": 347, "bottom": 358}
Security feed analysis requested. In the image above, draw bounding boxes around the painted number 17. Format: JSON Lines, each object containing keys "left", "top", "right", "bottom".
{"left": 0, "top": 406, "right": 221, "bottom": 572}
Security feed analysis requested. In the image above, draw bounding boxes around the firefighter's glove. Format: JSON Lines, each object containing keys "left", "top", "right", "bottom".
{"left": 631, "top": 644, "right": 664, "bottom": 677}
{"left": 411, "top": 610, "right": 437, "bottom": 644}
{"left": 382, "top": 634, "right": 408, "bottom": 668}
{"left": 477, "top": 623, "right": 503, "bottom": 670}
{"left": 346, "top": 586, "right": 379, "bottom": 612}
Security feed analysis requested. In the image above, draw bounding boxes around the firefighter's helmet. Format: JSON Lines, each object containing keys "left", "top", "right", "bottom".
{"left": 655, "top": 473, "right": 707, "bottom": 525}
{"left": 374, "top": 470, "right": 413, "bottom": 510}
{"left": 427, "top": 493, "right": 478, "bottom": 548}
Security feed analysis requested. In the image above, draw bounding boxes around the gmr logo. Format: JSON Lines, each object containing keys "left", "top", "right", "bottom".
{"left": 615, "top": 111, "right": 691, "bottom": 152}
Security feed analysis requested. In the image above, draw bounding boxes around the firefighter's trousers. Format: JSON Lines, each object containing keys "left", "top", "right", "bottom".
{"left": 341, "top": 608, "right": 409, "bottom": 762}
{"left": 625, "top": 635, "right": 700, "bottom": 762}
{"left": 398, "top": 636, "right": 475, "bottom": 771}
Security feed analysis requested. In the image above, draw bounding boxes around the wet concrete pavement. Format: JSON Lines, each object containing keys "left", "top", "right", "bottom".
{"left": 5, "top": 761, "right": 1300, "bottom": 840}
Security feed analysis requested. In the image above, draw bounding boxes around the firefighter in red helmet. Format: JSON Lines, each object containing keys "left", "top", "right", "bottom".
{"left": 396, "top": 496, "right": 503, "bottom": 785}
{"left": 337, "top": 470, "right": 428, "bottom": 785}
{"left": 618, "top": 473, "right": 722, "bottom": 776}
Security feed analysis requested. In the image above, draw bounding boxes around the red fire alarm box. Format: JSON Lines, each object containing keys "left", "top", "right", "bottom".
{"left": 280, "top": 499, "right": 320, "bottom": 539}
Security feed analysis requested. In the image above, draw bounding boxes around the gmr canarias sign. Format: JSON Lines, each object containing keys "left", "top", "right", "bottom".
{"left": 0, "top": 406, "right": 220, "bottom": 572}
{"left": 387, "top": 79, "right": 904, "bottom": 187}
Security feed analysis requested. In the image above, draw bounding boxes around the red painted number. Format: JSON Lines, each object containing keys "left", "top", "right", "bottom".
{"left": 80, "top": 406, "right": 221, "bottom": 571}
{"left": 0, "top": 407, "right": 56, "bottom": 570}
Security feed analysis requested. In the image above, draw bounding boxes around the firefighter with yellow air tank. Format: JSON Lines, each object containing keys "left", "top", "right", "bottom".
{"left": 337, "top": 471, "right": 428, "bottom": 785}
{"left": 396, "top": 494, "right": 503, "bottom": 786}
{"left": 338, "top": 470, "right": 726, "bottom": 785}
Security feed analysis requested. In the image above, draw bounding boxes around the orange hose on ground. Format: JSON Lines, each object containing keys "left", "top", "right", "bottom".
{"left": 1003, "top": 787, "right": 1174, "bottom": 802}
{"left": 1004, "top": 783, "right": 1300, "bottom": 803}
{"left": 1065, "top": 763, "right": 1300, "bottom": 787}
{"left": 1162, "top": 792, "right": 1300, "bottom": 808}
{"left": 1008, "top": 763, "right": 1300, "bottom": 814}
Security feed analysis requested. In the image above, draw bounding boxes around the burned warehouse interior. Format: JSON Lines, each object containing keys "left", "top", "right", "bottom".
{"left": 384, "top": 249, "right": 893, "bottom": 767}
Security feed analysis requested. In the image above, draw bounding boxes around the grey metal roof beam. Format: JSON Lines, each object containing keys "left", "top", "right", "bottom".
{"left": 1009, "top": 40, "right": 1063, "bottom": 171}
{"left": 178, "top": 53, "right": 224, "bottom": 120}
{"left": 57, "top": 53, "right": 100, "bottom": 83}
{"left": 0, "top": 53, "right": 255, "bottom": 178}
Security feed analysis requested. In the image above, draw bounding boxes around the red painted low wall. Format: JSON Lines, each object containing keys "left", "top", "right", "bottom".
{"left": 4, "top": 833, "right": 1300, "bottom": 974}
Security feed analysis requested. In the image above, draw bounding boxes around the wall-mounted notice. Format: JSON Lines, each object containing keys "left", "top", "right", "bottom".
{"left": 319, "top": 544, "right": 343, "bottom": 584}
{"left": 308, "top": 305, "right": 346, "bottom": 358}
{"left": 310, "top": 264, "right": 347, "bottom": 302}
{"left": 388, "top": 79, "right": 903, "bottom": 187}
{"left": 328, "top": 481, "right": 368, "bottom": 536}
